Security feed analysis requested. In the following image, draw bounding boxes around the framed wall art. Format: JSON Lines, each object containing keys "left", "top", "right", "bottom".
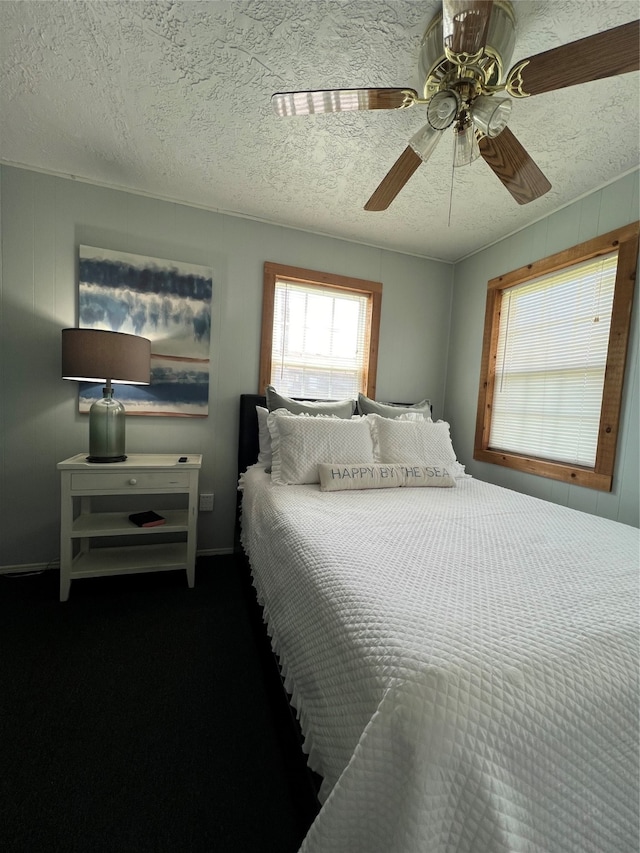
{"left": 77, "top": 245, "right": 213, "bottom": 417}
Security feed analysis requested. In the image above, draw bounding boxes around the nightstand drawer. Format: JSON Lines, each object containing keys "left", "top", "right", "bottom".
{"left": 70, "top": 471, "right": 191, "bottom": 492}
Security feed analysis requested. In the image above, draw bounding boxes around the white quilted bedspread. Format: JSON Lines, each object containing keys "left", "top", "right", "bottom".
{"left": 240, "top": 466, "right": 639, "bottom": 853}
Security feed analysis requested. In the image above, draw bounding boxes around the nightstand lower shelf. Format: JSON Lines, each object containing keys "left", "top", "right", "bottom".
{"left": 69, "top": 542, "right": 189, "bottom": 578}
{"left": 72, "top": 509, "right": 189, "bottom": 537}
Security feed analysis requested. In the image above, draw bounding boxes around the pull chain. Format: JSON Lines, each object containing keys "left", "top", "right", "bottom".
{"left": 447, "top": 137, "right": 456, "bottom": 227}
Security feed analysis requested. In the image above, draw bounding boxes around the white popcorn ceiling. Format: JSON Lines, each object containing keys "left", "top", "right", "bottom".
{"left": 1, "top": 1, "right": 638, "bottom": 262}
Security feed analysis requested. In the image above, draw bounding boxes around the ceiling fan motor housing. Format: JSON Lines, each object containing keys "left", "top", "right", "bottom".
{"left": 419, "top": 0, "right": 517, "bottom": 99}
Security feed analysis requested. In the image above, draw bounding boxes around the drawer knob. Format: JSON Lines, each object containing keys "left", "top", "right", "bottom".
{"left": 129, "top": 478, "right": 137, "bottom": 485}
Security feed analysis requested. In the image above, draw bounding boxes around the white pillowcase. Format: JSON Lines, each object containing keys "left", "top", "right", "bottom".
{"left": 318, "top": 462, "right": 456, "bottom": 491}
{"left": 265, "top": 385, "right": 355, "bottom": 418}
{"left": 268, "top": 411, "right": 375, "bottom": 485}
{"left": 256, "top": 406, "right": 272, "bottom": 465}
{"left": 258, "top": 406, "right": 313, "bottom": 469}
{"left": 357, "top": 393, "right": 431, "bottom": 419}
{"left": 371, "top": 415, "right": 467, "bottom": 478}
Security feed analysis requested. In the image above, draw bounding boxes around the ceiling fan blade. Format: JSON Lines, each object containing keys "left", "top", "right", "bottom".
{"left": 365, "top": 124, "right": 445, "bottom": 211}
{"left": 479, "top": 127, "right": 551, "bottom": 205}
{"left": 506, "top": 19, "right": 640, "bottom": 97}
{"left": 364, "top": 147, "right": 423, "bottom": 211}
{"left": 272, "top": 88, "right": 418, "bottom": 116}
{"left": 442, "top": 1, "right": 493, "bottom": 58}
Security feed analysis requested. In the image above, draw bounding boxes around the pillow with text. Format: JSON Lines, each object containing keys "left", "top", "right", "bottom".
{"left": 318, "top": 462, "right": 456, "bottom": 491}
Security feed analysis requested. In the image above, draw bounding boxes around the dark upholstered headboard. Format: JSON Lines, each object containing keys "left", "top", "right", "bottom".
{"left": 238, "top": 394, "right": 266, "bottom": 479}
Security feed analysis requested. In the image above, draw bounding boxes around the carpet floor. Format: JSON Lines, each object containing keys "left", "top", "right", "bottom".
{"left": 0, "top": 556, "right": 319, "bottom": 852}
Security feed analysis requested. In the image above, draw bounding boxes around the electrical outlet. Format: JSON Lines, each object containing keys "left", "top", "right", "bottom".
{"left": 199, "top": 493, "right": 214, "bottom": 512}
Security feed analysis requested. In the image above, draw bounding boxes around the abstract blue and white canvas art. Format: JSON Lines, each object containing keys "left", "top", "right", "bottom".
{"left": 78, "top": 246, "right": 212, "bottom": 417}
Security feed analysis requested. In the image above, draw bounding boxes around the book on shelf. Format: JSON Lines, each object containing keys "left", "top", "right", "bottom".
{"left": 128, "top": 511, "right": 166, "bottom": 528}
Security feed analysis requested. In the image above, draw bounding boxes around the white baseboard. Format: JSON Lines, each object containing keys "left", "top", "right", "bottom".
{"left": 0, "top": 548, "right": 234, "bottom": 575}
{"left": 196, "top": 548, "right": 235, "bottom": 557}
{"left": 0, "top": 562, "right": 58, "bottom": 575}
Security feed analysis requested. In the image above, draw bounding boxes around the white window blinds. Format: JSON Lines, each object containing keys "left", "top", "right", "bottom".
{"left": 271, "top": 280, "right": 369, "bottom": 397}
{"left": 489, "top": 252, "right": 618, "bottom": 467}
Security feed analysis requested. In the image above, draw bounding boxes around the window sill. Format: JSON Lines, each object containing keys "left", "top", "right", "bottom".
{"left": 473, "top": 448, "right": 612, "bottom": 492}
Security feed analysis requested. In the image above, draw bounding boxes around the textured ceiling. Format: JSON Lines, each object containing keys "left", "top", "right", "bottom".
{"left": 1, "top": 1, "right": 639, "bottom": 262}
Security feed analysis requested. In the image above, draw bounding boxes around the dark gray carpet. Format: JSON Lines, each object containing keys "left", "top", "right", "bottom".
{"left": 0, "top": 556, "right": 319, "bottom": 852}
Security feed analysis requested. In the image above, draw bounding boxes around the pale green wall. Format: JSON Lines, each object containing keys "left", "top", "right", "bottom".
{"left": 2, "top": 165, "right": 637, "bottom": 570}
{"left": 445, "top": 171, "right": 639, "bottom": 527}
{"left": 0, "top": 165, "right": 453, "bottom": 568}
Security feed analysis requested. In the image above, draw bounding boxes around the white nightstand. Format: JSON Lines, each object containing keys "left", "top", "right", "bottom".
{"left": 57, "top": 453, "right": 202, "bottom": 602}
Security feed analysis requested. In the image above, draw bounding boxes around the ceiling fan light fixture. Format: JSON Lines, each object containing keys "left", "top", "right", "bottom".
{"left": 272, "top": 4, "right": 637, "bottom": 210}
{"left": 427, "top": 90, "right": 460, "bottom": 130}
{"left": 408, "top": 124, "right": 443, "bottom": 162}
{"left": 471, "top": 94, "right": 512, "bottom": 137}
{"left": 454, "top": 122, "right": 481, "bottom": 167}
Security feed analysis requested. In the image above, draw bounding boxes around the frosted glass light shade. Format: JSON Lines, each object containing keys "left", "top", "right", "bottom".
{"left": 454, "top": 123, "right": 480, "bottom": 167}
{"left": 471, "top": 95, "right": 512, "bottom": 137}
{"left": 409, "top": 124, "right": 443, "bottom": 162}
{"left": 427, "top": 91, "right": 460, "bottom": 130}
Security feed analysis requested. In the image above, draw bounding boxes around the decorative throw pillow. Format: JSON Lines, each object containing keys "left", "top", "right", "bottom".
{"left": 266, "top": 385, "right": 355, "bottom": 418}
{"left": 371, "top": 415, "right": 467, "bottom": 478}
{"left": 268, "top": 412, "right": 375, "bottom": 485}
{"left": 318, "top": 462, "right": 456, "bottom": 491}
{"left": 357, "top": 392, "right": 431, "bottom": 419}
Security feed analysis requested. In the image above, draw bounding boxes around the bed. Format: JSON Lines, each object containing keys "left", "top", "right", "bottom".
{"left": 237, "top": 393, "right": 639, "bottom": 853}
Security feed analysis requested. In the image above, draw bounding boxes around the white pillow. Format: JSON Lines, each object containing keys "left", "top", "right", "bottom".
{"left": 268, "top": 412, "right": 375, "bottom": 485}
{"left": 318, "top": 462, "right": 456, "bottom": 491}
{"left": 258, "top": 406, "right": 314, "bottom": 470}
{"left": 256, "top": 406, "right": 272, "bottom": 465}
{"left": 266, "top": 385, "right": 355, "bottom": 418}
{"left": 357, "top": 393, "right": 431, "bottom": 419}
{"left": 371, "top": 415, "right": 467, "bottom": 478}
{"left": 392, "top": 412, "right": 429, "bottom": 422}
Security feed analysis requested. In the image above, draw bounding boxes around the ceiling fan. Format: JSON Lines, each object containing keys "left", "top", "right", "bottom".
{"left": 271, "top": 1, "right": 640, "bottom": 210}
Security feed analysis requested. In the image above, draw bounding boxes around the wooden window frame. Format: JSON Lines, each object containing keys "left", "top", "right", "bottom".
{"left": 474, "top": 222, "right": 639, "bottom": 492}
{"left": 259, "top": 262, "right": 382, "bottom": 398}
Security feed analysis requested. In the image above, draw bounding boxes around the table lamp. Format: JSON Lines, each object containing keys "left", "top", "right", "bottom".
{"left": 62, "top": 328, "right": 151, "bottom": 462}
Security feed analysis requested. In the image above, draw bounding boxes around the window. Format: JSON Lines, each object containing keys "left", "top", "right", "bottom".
{"left": 474, "top": 222, "right": 638, "bottom": 491}
{"left": 259, "top": 263, "right": 382, "bottom": 398}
